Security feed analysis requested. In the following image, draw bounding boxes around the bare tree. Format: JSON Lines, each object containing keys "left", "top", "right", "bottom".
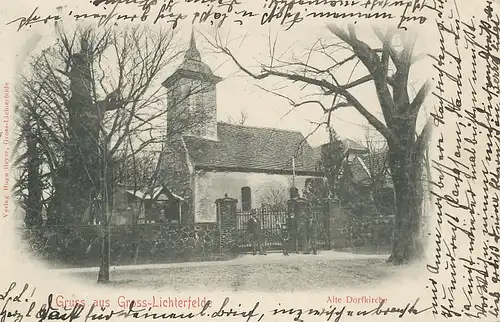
{"left": 227, "top": 110, "right": 249, "bottom": 125}
{"left": 320, "top": 127, "right": 346, "bottom": 198}
{"left": 15, "top": 25, "right": 210, "bottom": 282}
{"left": 207, "top": 25, "right": 432, "bottom": 264}
{"left": 13, "top": 106, "right": 44, "bottom": 227}
{"left": 258, "top": 183, "right": 288, "bottom": 212}
{"left": 360, "top": 126, "right": 390, "bottom": 202}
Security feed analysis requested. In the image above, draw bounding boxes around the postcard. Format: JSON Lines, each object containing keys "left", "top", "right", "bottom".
{"left": 0, "top": 0, "right": 495, "bottom": 321}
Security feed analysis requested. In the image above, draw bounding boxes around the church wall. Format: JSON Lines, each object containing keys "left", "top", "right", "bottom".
{"left": 166, "top": 77, "right": 218, "bottom": 141}
{"left": 193, "top": 170, "right": 317, "bottom": 223}
{"left": 160, "top": 139, "right": 195, "bottom": 223}
{"left": 200, "top": 84, "right": 218, "bottom": 140}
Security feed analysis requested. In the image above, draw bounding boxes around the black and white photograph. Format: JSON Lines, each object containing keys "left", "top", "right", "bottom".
{"left": 12, "top": 14, "right": 432, "bottom": 289}
{"left": 0, "top": 0, "right": 498, "bottom": 320}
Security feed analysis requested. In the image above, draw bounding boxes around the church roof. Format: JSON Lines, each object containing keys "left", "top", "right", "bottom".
{"left": 179, "top": 29, "right": 214, "bottom": 75}
{"left": 182, "top": 122, "right": 320, "bottom": 175}
{"left": 162, "top": 30, "right": 221, "bottom": 88}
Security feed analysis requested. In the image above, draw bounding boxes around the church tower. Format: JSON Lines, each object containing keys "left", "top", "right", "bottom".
{"left": 162, "top": 30, "right": 222, "bottom": 141}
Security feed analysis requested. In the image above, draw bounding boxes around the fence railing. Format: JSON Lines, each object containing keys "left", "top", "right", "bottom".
{"left": 235, "top": 207, "right": 330, "bottom": 250}
{"left": 235, "top": 209, "right": 289, "bottom": 249}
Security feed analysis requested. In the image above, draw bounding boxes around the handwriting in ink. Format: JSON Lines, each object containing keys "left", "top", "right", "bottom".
{"left": 186, "top": 0, "right": 241, "bottom": 13}
{"left": 261, "top": 0, "right": 304, "bottom": 31}
{"left": 396, "top": 0, "right": 428, "bottom": 30}
{"left": 428, "top": 0, "right": 500, "bottom": 319}
{"left": 6, "top": 7, "right": 60, "bottom": 32}
{"left": 92, "top": 0, "right": 158, "bottom": 13}
{"left": 0, "top": 282, "right": 38, "bottom": 322}
{"left": 153, "top": 0, "right": 187, "bottom": 28}
{"left": 272, "top": 299, "right": 431, "bottom": 322}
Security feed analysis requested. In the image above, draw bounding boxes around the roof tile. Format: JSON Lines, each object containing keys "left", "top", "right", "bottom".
{"left": 182, "top": 122, "right": 319, "bottom": 173}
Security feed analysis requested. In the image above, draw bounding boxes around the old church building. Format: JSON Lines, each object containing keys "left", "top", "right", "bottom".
{"left": 160, "top": 31, "right": 321, "bottom": 223}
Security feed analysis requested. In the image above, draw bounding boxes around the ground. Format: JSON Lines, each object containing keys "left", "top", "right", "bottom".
{"left": 62, "top": 249, "right": 417, "bottom": 292}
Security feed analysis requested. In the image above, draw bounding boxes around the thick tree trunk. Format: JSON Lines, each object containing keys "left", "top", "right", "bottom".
{"left": 97, "top": 150, "right": 112, "bottom": 283}
{"left": 97, "top": 174, "right": 111, "bottom": 283}
{"left": 65, "top": 42, "right": 101, "bottom": 224}
{"left": 24, "top": 127, "right": 43, "bottom": 227}
{"left": 387, "top": 144, "right": 424, "bottom": 265}
{"left": 97, "top": 222, "right": 110, "bottom": 283}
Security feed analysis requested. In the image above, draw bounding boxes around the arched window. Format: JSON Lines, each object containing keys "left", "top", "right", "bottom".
{"left": 241, "top": 186, "right": 252, "bottom": 211}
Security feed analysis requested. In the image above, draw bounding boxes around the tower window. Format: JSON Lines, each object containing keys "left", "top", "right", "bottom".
{"left": 241, "top": 186, "right": 251, "bottom": 211}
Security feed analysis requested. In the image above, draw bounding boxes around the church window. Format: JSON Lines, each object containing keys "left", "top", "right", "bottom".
{"left": 241, "top": 186, "right": 252, "bottom": 211}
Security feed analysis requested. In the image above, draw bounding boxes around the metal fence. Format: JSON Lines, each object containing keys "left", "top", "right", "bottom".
{"left": 236, "top": 209, "right": 288, "bottom": 250}
{"left": 235, "top": 207, "right": 329, "bottom": 251}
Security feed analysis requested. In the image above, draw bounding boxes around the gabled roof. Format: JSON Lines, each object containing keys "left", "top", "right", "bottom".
{"left": 349, "top": 156, "right": 372, "bottom": 185}
{"left": 342, "top": 139, "right": 369, "bottom": 153}
{"left": 312, "top": 139, "right": 368, "bottom": 163}
{"left": 182, "top": 122, "right": 320, "bottom": 174}
{"left": 121, "top": 185, "right": 184, "bottom": 201}
{"left": 311, "top": 142, "right": 393, "bottom": 187}
{"left": 312, "top": 146, "right": 322, "bottom": 164}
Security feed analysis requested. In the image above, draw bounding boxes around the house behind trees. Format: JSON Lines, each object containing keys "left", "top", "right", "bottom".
{"left": 312, "top": 139, "right": 395, "bottom": 217}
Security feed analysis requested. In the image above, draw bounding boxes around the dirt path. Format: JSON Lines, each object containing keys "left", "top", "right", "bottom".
{"left": 56, "top": 250, "right": 389, "bottom": 274}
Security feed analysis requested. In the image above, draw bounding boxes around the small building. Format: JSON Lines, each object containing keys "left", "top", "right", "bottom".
{"left": 111, "top": 185, "right": 184, "bottom": 225}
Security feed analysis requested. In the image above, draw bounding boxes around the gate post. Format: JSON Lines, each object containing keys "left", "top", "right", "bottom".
{"left": 311, "top": 197, "right": 332, "bottom": 250}
{"left": 322, "top": 197, "right": 341, "bottom": 250}
{"left": 287, "top": 195, "right": 309, "bottom": 253}
{"left": 326, "top": 197, "right": 343, "bottom": 249}
{"left": 215, "top": 194, "right": 238, "bottom": 253}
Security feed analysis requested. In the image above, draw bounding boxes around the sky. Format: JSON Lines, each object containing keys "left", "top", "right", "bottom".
{"left": 191, "top": 22, "right": 430, "bottom": 147}
{"left": 1, "top": 2, "right": 433, "bottom": 150}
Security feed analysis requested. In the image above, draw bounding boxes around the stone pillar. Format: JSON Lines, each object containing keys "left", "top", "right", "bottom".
{"left": 327, "top": 197, "right": 345, "bottom": 249}
{"left": 287, "top": 197, "right": 309, "bottom": 253}
{"left": 326, "top": 197, "right": 342, "bottom": 249}
{"left": 215, "top": 194, "right": 238, "bottom": 253}
{"left": 310, "top": 197, "right": 332, "bottom": 250}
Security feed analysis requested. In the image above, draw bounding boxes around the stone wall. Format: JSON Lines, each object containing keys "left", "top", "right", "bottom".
{"left": 21, "top": 193, "right": 394, "bottom": 268}
{"left": 327, "top": 200, "right": 394, "bottom": 249}
{"left": 22, "top": 223, "right": 220, "bottom": 267}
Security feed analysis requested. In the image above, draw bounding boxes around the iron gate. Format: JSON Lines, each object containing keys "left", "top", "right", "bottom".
{"left": 235, "top": 208, "right": 329, "bottom": 252}
{"left": 236, "top": 209, "right": 287, "bottom": 251}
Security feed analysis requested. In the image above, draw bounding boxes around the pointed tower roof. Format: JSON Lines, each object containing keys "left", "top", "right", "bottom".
{"left": 162, "top": 29, "right": 222, "bottom": 88}
{"left": 184, "top": 29, "right": 201, "bottom": 61}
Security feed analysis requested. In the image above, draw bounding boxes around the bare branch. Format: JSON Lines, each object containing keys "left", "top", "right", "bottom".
{"left": 342, "top": 74, "right": 373, "bottom": 89}
{"left": 410, "top": 81, "right": 430, "bottom": 112}
{"left": 328, "top": 24, "right": 399, "bottom": 130}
